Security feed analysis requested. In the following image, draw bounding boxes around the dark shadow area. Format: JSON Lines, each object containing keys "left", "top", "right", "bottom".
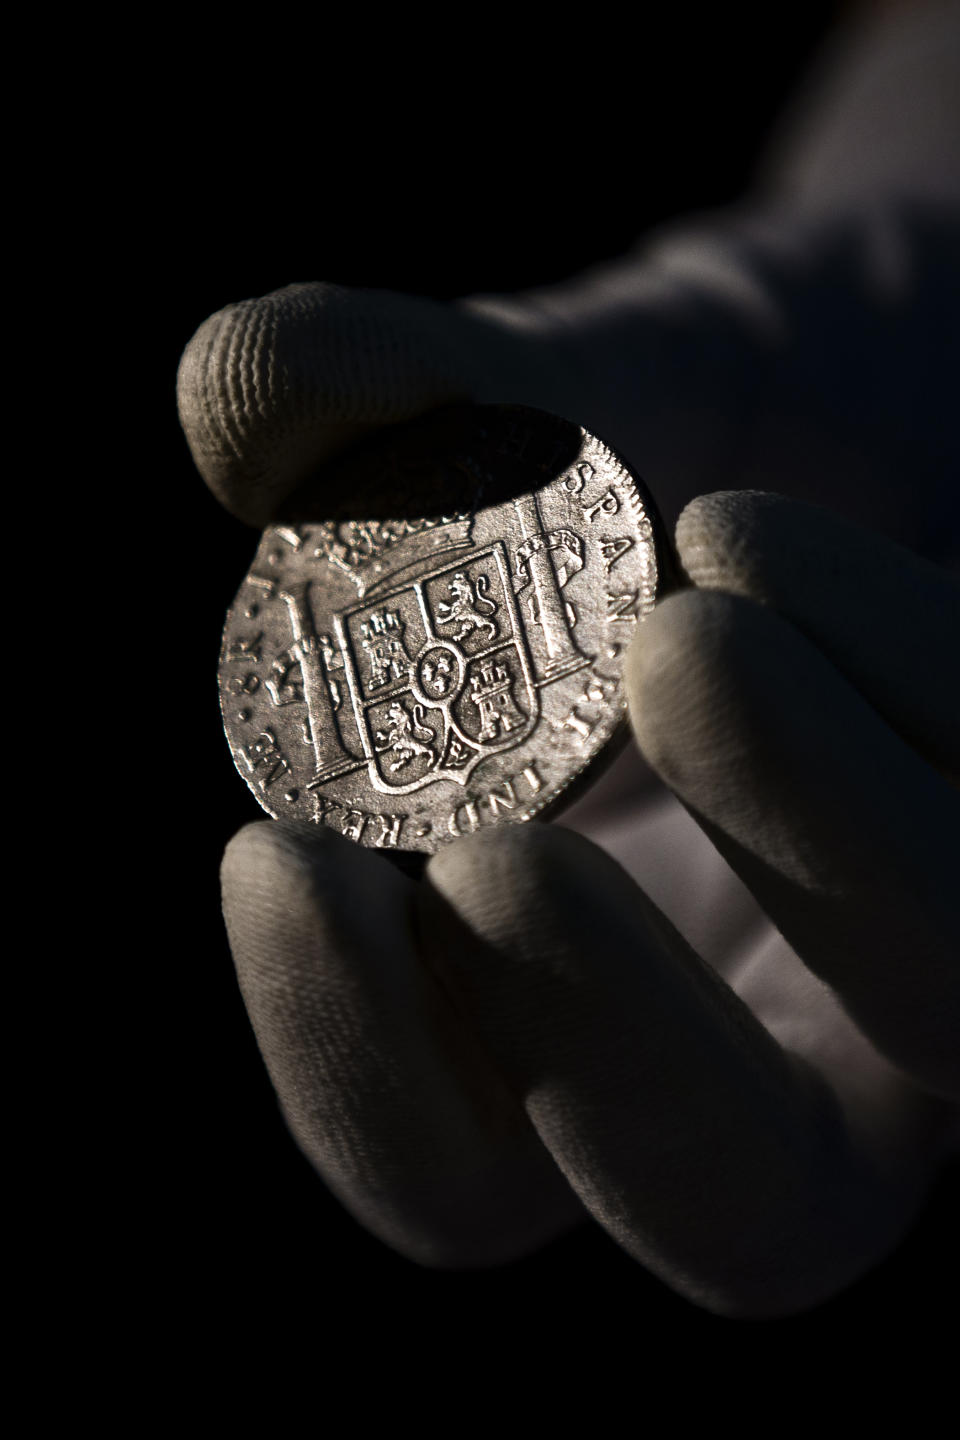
{"left": 277, "top": 403, "right": 585, "bottom": 523}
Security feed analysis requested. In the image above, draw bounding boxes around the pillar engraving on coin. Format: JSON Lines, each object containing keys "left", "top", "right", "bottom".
{"left": 219, "top": 405, "right": 669, "bottom": 853}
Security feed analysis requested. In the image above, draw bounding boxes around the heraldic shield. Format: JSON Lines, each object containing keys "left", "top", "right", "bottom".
{"left": 333, "top": 542, "right": 539, "bottom": 793}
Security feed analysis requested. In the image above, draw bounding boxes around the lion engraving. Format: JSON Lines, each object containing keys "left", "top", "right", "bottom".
{"left": 375, "top": 701, "right": 437, "bottom": 772}
{"left": 436, "top": 572, "right": 497, "bottom": 643}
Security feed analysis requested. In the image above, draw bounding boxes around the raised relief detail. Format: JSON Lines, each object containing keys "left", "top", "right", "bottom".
{"left": 336, "top": 541, "right": 539, "bottom": 794}
{"left": 228, "top": 672, "right": 260, "bottom": 695}
{"left": 468, "top": 656, "right": 526, "bottom": 742}
{"left": 247, "top": 572, "right": 279, "bottom": 600}
{"left": 241, "top": 729, "right": 291, "bottom": 789}
{"left": 512, "top": 495, "right": 589, "bottom": 682}
{"left": 360, "top": 608, "right": 414, "bottom": 692}
{"left": 446, "top": 763, "right": 549, "bottom": 836}
{"left": 374, "top": 700, "right": 438, "bottom": 774}
{"left": 277, "top": 582, "right": 362, "bottom": 785}
{"left": 598, "top": 536, "right": 633, "bottom": 571}
{"left": 579, "top": 668, "right": 617, "bottom": 704}
{"left": 440, "top": 731, "right": 475, "bottom": 769}
{"left": 262, "top": 496, "right": 605, "bottom": 799}
{"left": 560, "top": 461, "right": 596, "bottom": 496}
{"left": 606, "top": 591, "right": 639, "bottom": 622}
{"left": 550, "top": 667, "right": 619, "bottom": 747}
{"left": 551, "top": 707, "right": 596, "bottom": 744}
{"left": 435, "top": 571, "right": 498, "bottom": 643}
{"left": 583, "top": 488, "right": 620, "bottom": 523}
{"left": 310, "top": 795, "right": 407, "bottom": 847}
{"left": 314, "top": 514, "right": 474, "bottom": 598}
{"left": 419, "top": 646, "right": 457, "bottom": 698}
{"left": 265, "top": 651, "right": 305, "bottom": 707}
{"left": 226, "top": 632, "right": 263, "bottom": 663}
{"left": 275, "top": 525, "right": 307, "bottom": 551}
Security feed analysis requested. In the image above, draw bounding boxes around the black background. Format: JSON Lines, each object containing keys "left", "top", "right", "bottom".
{"left": 145, "top": 8, "right": 958, "bottom": 1363}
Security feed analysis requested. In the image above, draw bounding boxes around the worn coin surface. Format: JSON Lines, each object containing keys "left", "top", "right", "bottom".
{"left": 219, "top": 405, "right": 670, "bottom": 854}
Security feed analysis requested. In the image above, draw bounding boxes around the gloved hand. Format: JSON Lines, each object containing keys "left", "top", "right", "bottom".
{"left": 176, "top": 282, "right": 575, "bottom": 528}
{"left": 178, "top": 269, "right": 959, "bottom": 1317}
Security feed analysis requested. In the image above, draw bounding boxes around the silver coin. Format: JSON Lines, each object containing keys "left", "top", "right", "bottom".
{"left": 219, "top": 405, "right": 670, "bottom": 854}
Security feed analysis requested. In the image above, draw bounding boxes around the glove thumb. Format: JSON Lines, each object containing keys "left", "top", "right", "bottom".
{"left": 177, "top": 281, "right": 552, "bottom": 526}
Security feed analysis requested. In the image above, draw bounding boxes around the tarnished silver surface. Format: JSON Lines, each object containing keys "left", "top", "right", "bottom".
{"left": 219, "top": 405, "right": 668, "bottom": 854}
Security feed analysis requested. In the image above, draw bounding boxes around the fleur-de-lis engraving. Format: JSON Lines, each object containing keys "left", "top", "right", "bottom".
{"left": 421, "top": 651, "right": 454, "bottom": 696}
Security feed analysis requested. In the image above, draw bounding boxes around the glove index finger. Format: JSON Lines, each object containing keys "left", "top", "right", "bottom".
{"left": 625, "top": 587, "right": 960, "bottom": 1102}
{"left": 675, "top": 491, "right": 960, "bottom": 779}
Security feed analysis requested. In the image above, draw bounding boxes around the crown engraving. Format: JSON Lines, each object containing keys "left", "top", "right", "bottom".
{"left": 313, "top": 514, "right": 474, "bottom": 595}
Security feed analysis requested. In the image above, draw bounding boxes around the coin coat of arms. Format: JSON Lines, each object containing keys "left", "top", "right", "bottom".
{"left": 336, "top": 541, "right": 539, "bottom": 793}
{"left": 219, "top": 406, "right": 666, "bottom": 854}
